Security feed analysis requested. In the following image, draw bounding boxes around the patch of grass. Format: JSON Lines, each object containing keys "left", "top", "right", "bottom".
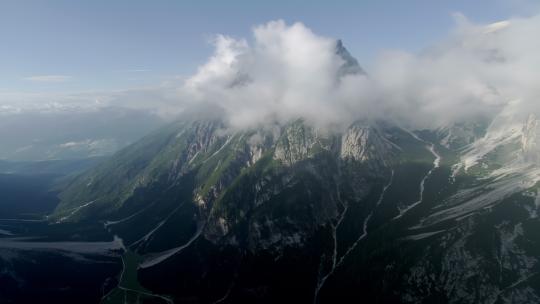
{"left": 119, "top": 250, "right": 149, "bottom": 292}
{"left": 101, "top": 250, "right": 153, "bottom": 304}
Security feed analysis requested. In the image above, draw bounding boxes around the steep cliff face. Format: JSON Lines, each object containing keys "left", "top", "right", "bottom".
{"left": 340, "top": 122, "right": 398, "bottom": 169}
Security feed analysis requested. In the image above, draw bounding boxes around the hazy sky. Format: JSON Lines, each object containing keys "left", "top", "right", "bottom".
{"left": 1, "top": 0, "right": 537, "bottom": 95}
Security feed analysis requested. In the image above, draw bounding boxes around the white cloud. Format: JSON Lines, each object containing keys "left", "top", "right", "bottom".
{"left": 23, "top": 75, "right": 72, "bottom": 83}
{"left": 370, "top": 13, "right": 540, "bottom": 129}
{"left": 178, "top": 16, "right": 540, "bottom": 131}
{"left": 181, "top": 20, "right": 371, "bottom": 130}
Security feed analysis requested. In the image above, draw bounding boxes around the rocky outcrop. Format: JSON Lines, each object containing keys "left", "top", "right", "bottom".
{"left": 340, "top": 122, "right": 396, "bottom": 169}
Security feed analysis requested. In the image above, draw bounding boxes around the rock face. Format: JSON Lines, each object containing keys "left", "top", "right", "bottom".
{"left": 438, "top": 120, "right": 488, "bottom": 150}
{"left": 340, "top": 122, "right": 396, "bottom": 168}
{"left": 335, "top": 39, "right": 366, "bottom": 76}
{"left": 273, "top": 121, "right": 319, "bottom": 166}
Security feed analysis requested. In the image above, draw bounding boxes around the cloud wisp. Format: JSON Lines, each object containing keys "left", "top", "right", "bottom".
{"left": 23, "top": 75, "right": 73, "bottom": 83}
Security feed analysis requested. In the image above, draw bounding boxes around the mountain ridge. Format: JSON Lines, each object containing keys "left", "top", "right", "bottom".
{"left": 48, "top": 41, "right": 540, "bottom": 303}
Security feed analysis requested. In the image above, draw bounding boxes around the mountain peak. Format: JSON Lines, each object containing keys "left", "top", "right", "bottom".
{"left": 335, "top": 39, "right": 366, "bottom": 76}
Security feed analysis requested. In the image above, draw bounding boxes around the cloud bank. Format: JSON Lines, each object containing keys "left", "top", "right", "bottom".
{"left": 179, "top": 15, "right": 540, "bottom": 131}
{"left": 3, "top": 14, "right": 540, "bottom": 134}
{"left": 181, "top": 20, "right": 372, "bottom": 130}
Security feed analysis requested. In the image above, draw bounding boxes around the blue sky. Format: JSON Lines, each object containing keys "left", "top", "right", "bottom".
{"left": 1, "top": 0, "right": 537, "bottom": 95}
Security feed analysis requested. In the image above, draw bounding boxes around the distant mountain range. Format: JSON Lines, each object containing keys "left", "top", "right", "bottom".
{"left": 0, "top": 107, "right": 164, "bottom": 161}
